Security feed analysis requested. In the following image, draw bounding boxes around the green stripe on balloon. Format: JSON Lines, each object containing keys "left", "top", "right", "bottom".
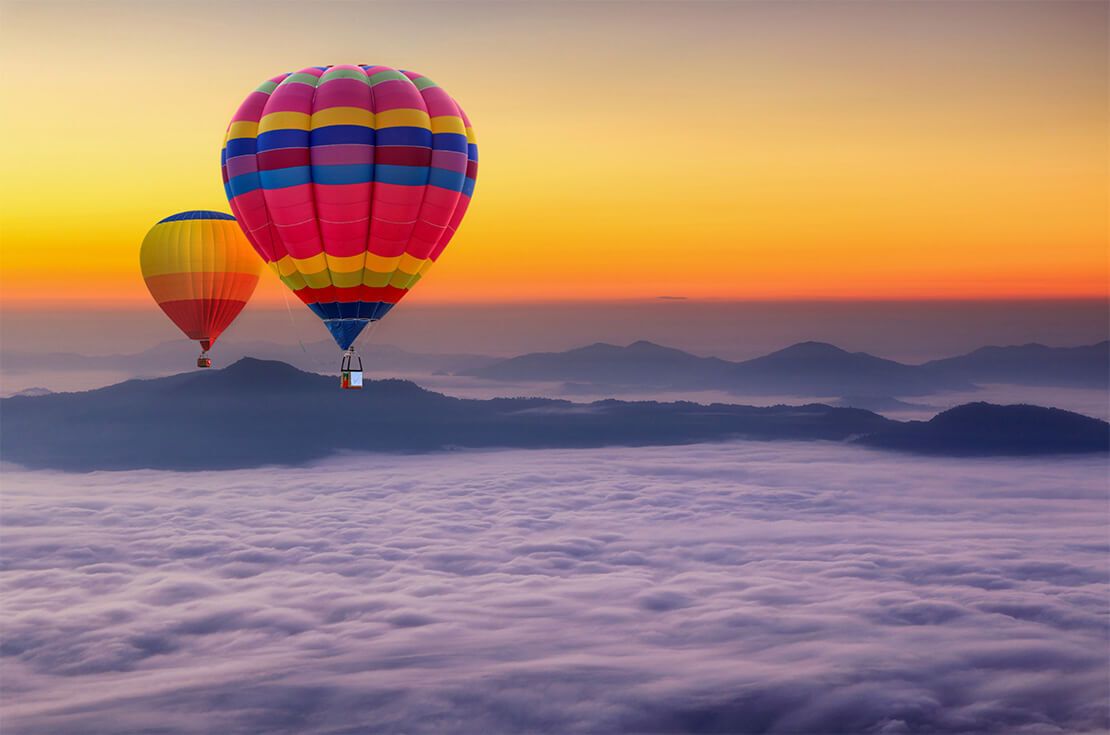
{"left": 321, "top": 68, "right": 367, "bottom": 83}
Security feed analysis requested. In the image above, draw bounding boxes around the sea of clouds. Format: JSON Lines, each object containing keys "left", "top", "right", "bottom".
{"left": 1, "top": 443, "right": 1107, "bottom": 734}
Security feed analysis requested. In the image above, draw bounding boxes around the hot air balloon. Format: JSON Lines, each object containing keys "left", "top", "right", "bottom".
{"left": 140, "top": 211, "right": 262, "bottom": 368}
{"left": 221, "top": 64, "right": 477, "bottom": 388}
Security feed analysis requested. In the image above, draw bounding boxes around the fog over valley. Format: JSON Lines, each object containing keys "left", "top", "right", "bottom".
{"left": 2, "top": 443, "right": 1106, "bottom": 733}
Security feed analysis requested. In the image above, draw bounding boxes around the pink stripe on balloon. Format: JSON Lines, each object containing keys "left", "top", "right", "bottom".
{"left": 310, "top": 144, "right": 373, "bottom": 166}
{"left": 367, "top": 231, "right": 410, "bottom": 258}
{"left": 431, "top": 149, "right": 467, "bottom": 172}
{"left": 230, "top": 91, "right": 270, "bottom": 124}
{"left": 314, "top": 79, "right": 374, "bottom": 109}
{"left": 370, "top": 80, "right": 424, "bottom": 111}
{"left": 224, "top": 156, "right": 258, "bottom": 178}
{"left": 316, "top": 181, "right": 372, "bottom": 258}
{"left": 420, "top": 86, "right": 459, "bottom": 117}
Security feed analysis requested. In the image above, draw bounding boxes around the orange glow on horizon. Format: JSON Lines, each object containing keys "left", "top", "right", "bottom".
{"left": 1, "top": 1, "right": 1106, "bottom": 308}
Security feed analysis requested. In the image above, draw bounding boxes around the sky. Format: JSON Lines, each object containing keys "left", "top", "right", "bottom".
{"left": 2, "top": 443, "right": 1107, "bottom": 733}
{"left": 1, "top": 0, "right": 1106, "bottom": 310}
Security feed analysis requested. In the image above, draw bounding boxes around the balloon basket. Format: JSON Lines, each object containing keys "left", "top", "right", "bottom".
{"left": 197, "top": 351, "right": 212, "bottom": 369}
{"left": 340, "top": 349, "right": 363, "bottom": 390}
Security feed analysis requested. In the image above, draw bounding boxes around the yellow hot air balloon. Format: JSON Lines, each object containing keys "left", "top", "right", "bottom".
{"left": 140, "top": 211, "right": 262, "bottom": 367}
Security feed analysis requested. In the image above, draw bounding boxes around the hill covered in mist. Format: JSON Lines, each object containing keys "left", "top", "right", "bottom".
{"left": 2, "top": 359, "right": 1105, "bottom": 471}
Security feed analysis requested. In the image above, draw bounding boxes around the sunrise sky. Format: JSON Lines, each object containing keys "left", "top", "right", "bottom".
{"left": 1, "top": 0, "right": 1106, "bottom": 307}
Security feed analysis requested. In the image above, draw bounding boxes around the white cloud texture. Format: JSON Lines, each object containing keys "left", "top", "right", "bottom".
{"left": 1, "top": 443, "right": 1107, "bottom": 734}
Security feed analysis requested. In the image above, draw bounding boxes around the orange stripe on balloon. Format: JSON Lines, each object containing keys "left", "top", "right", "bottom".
{"left": 143, "top": 271, "right": 260, "bottom": 304}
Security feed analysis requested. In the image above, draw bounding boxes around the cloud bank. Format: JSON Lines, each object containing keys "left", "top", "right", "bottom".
{"left": 1, "top": 443, "right": 1107, "bottom": 734}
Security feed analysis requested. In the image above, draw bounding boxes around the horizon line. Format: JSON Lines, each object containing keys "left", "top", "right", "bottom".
{"left": 2, "top": 295, "right": 1109, "bottom": 312}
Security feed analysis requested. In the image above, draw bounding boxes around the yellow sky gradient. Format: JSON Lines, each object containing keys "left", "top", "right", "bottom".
{"left": 0, "top": 1, "right": 1106, "bottom": 306}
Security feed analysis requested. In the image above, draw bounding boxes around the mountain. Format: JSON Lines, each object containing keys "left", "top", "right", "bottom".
{"left": 923, "top": 341, "right": 1109, "bottom": 387}
{"left": 858, "top": 403, "right": 1110, "bottom": 455}
{"left": 0, "top": 340, "right": 496, "bottom": 377}
{"left": 8, "top": 386, "right": 53, "bottom": 397}
{"left": 1, "top": 360, "right": 1103, "bottom": 471}
{"left": 458, "top": 340, "right": 734, "bottom": 387}
{"left": 463, "top": 340, "right": 968, "bottom": 396}
{"left": 727, "top": 341, "right": 967, "bottom": 395}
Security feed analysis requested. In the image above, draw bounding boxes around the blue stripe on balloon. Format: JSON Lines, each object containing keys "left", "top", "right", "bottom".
{"left": 227, "top": 172, "right": 262, "bottom": 197}
{"left": 256, "top": 129, "right": 310, "bottom": 152}
{"left": 375, "top": 127, "right": 432, "bottom": 148}
{"left": 310, "top": 125, "right": 375, "bottom": 147}
{"left": 306, "top": 303, "right": 395, "bottom": 347}
{"left": 467, "top": 143, "right": 479, "bottom": 162}
{"left": 324, "top": 318, "right": 369, "bottom": 350}
{"left": 428, "top": 167, "right": 465, "bottom": 192}
{"left": 224, "top": 137, "right": 258, "bottom": 158}
{"left": 158, "top": 211, "right": 236, "bottom": 223}
{"left": 374, "top": 164, "right": 430, "bottom": 186}
{"left": 432, "top": 132, "right": 468, "bottom": 154}
{"left": 311, "top": 164, "right": 374, "bottom": 186}
{"left": 462, "top": 177, "right": 476, "bottom": 197}
{"left": 259, "top": 166, "right": 312, "bottom": 190}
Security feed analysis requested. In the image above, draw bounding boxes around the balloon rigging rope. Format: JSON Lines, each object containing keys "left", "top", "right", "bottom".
{"left": 276, "top": 279, "right": 330, "bottom": 374}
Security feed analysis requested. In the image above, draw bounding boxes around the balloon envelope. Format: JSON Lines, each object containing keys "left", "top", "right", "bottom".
{"left": 221, "top": 64, "right": 478, "bottom": 350}
{"left": 140, "top": 211, "right": 262, "bottom": 350}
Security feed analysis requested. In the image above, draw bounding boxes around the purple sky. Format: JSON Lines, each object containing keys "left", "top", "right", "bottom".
{"left": 3, "top": 300, "right": 1107, "bottom": 360}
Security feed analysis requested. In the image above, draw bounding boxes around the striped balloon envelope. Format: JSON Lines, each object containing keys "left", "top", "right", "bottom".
{"left": 139, "top": 211, "right": 262, "bottom": 359}
{"left": 220, "top": 64, "right": 478, "bottom": 351}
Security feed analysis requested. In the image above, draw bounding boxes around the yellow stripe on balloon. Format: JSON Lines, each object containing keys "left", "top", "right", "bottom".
{"left": 143, "top": 271, "right": 260, "bottom": 302}
{"left": 258, "top": 111, "right": 311, "bottom": 133}
{"left": 226, "top": 120, "right": 259, "bottom": 140}
{"left": 274, "top": 252, "right": 432, "bottom": 277}
{"left": 396, "top": 253, "right": 427, "bottom": 274}
{"left": 364, "top": 253, "right": 400, "bottom": 272}
{"left": 140, "top": 221, "right": 262, "bottom": 278}
{"left": 430, "top": 116, "right": 465, "bottom": 135}
{"left": 376, "top": 108, "right": 431, "bottom": 129}
{"left": 325, "top": 253, "right": 367, "bottom": 273}
{"left": 311, "top": 107, "right": 375, "bottom": 129}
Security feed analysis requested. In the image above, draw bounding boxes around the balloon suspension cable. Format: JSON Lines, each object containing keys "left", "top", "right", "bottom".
{"left": 277, "top": 282, "right": 330, "bottom": 374}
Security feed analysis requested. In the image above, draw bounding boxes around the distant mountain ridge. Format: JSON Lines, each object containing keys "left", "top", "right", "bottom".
{"left": 1, "top": 359, "right": 1104, "bottom": 471}
{"left": 5, "top": 340, "right": 1104, "bottom": 399}
{"left": 0, "top": 340, "right": 497, "bottom": 379}
{"left": 922, "top": 341, "right": 1109, "bottom": 387}
{"left": 460, "top": 340, "right": 1109, "bottom": 394}
{"left": 462, "top": 340, "right": 734, "bottom": 387}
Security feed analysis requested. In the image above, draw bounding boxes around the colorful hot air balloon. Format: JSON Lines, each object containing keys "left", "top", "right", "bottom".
{"left": 140, "top": 211, "right": 262, "bottom": 367}
{"left": 220, "top": 64, "right": 477, "bottom": 386}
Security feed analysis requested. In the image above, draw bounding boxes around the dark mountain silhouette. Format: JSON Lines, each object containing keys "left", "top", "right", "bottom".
{"left": 461, "top": 339, "right": 1109, "bottom": 395}
{"left": 1, "top": 359, "right": 1104, "bottom": 471}
{"left": 463, "top": 340, "right": 969, "bottom": 395}
{"left": 9, "top": 386, "right": 53, "bottom": 397}
{"left": 832, "top": 395, "right": 931, "bottom": 413}
{"left": 858, "top": 403, "right": 1110, "bottom": 455}
{"left": 0, "top": 340, "right": 496, "bottom": 378}
{"left": 923, "top": 341, "right": 1109, "bottom": 387}
{"left": 459, "top": 340, "right": 734, "bottom": 387}
{"left": 727, "top": 341, "right": 967, "bottom": 395}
